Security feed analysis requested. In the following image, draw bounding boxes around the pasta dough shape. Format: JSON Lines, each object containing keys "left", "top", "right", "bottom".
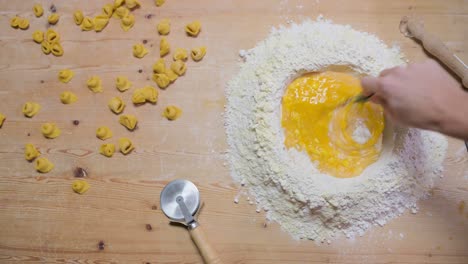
{"left": 163, "top": 106, "right": 182, "bottom": 120}
{"left": 153, "top": 58, "right": 166, "bottom": 74}
{"left": 152, "top": 73, "right": 170, "bottom": 89}
{"left": 96, "top": 126, "right": 113, "bottom": 140}
{"left": 0, "top": 113, "right": 5, "bottom": 128}
{"left": 185, "top": 21, "right": 201, "bottom": 37}
{"left": 132, "top": 87, "right": 159, "bottom": 104}
{"left": 191, "top": 46, "right": 207, "bottom": 61}
{"left": 126, "top": 0, "right": 141, "bottom": 9}
{"left": 81, "top": 17, "right": 94, "bottom": 31}
{"left": 36, "top": 157, "right": 54, "bottom": 173}
{"left": 157, "top": 19, "right": 170, "bottom": 35}
{"left": 100, "top": 143, "right": 115, "bottom": 157}
{"left": 114, "top": 0, "right": 125, "bottom": 8}
{"left": 58, "top": 69, "right": 74, "bottom": 83}
{"left": 18, "top": 18, "right": 30, "bottom": 30}
{"left": 48, "top": 14, "right": 60, "bottom": 25}
{"left": 173, "top": 48, "right": 188, "bottom": 61}
{"left": 25, "top": 143, "right": 40, "bottom": 161}
{"left": 113, "top": 6, "right": 129, "bottom": 19}
{"left": 119, "top": 115, "right": 138, "bottom": 130}
{"left": 32, "top": 30, "right": 44, "bottom": 43}
{"left": 46, "top": 29, "right": 60, "bottom": 43}
{"left": 108, "top": 97, "right": 126, "bottom": 114}
{"left": 119, "top": 138, "right": 135, "bottom": 154}
{"left": 102, "top": 4, "right": 114, "bottom": 18}
{"left": 160, "top": 37, "right": 170, "bottom": 57}
{"left": 94, "top": 15, "right": 110, "bottom": 32}
{"left": 165, "top": 69, "right": 178, "bottom": 82}
{"left": 87, "top": 76, "right": 103, "bottom": 93}
{"left": 22, "top": 102, "right": 41, "bottom": 117}
{"left": 10, "top": 16, "right": 21, "bottom": 28}
{"left": 33, "top": 4, "right": 44, "bottom": 17}
{"left": 133, "top": 43, "right": 148, "bottom": 58}
{"left": 41, "top": 41, "right": 51, "bottom": 54}
{"left": 74, "top": 10, "right": 84, "bottom": 25}
{"left": 60, "top": 91, "right": 78, "bottom": 104}
{"left": 51, "top": 42, "right": 64, "bottom": 56}
{"left": 116, "top": 76, "right": 132, "bottom": 92}
{"left": 72, "top": 180, "right": 90, "bottom": 194}
{"left": 121, "top": 14, "right": 135, "bottom": 32}
{"left": 41, "top": 123, "right": 61, "bottom": 139}
{"left": 131, "top": 89, "right": 146, "bottom": 104}
{"left": 155, "top": 0, "right": 165, "bottom": 7}
{"left": 170, "top": 60, "right": 187, "bottom": 76}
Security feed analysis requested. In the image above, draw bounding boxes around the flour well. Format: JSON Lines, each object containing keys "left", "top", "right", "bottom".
{"left": 225, "top": 17, "right": 448, "bottom": 241}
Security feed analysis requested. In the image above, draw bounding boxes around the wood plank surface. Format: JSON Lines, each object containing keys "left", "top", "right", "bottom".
{"left": 0, "top": 0, "right": 467, "bottom": 263}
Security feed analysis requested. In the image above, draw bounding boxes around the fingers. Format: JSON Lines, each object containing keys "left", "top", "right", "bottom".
{"left": 360, "top": 76, "right": 380, "bottom": 96}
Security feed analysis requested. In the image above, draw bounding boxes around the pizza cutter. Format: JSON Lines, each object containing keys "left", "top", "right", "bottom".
{"left": 160, "top": 179, "right": 223, "bottom": 264}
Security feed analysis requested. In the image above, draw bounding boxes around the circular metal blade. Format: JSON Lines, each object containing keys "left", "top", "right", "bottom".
{"left": 160, "top": 179, "right": 200, "bottom": 222}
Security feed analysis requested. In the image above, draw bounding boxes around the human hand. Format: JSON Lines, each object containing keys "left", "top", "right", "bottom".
{"left": 361, "top": 59, "right": 468, "bottom": 139}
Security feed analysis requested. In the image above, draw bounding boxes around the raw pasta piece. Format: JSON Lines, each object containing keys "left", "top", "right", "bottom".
{"left": 119, "top": 115, "right": 137, "bottom": 130}
{"left": 160, "top": 37, "right": 170, "bottom": 57}
{"left": 74, "top": 10, "right": 84, "bottom": 25}
{"left": 108, "top": 97, "right": 126, "bottom": 114}
{"left": 94, "top": 14, "right": 109, "bottom": 32}
{"left": 121, "top": 13, "right": 135, "bottom": 31}
{"left": 18, "top": 18, "right": 30, "bottom": 30}
{"left": 170, "top": 60, "right": 186, "bottom": 76}
{"left": 102, "top": 4, "right": 114, "bottom": 18}
{"left": 173, "top": 48, "right": 188, "bottom": 61}
{"left": 131, "top": 89, "right": 146, "bottom": 104}
{"left": 113, "top": 6, "right": 129, "bottom": 19}
{"left": 100, "top": 143, "right": 115, "bottom": 157}
{"left": 60, "top": 91, "right": 78, "bottom": 104}
{"left": 33, "top": 4, "right": 44, "bottom": 17}
{"left": 22, "top": 102, "right": 41, "bottom": 118}
{"left": 157, "top": 19, "right": 170, "bottom": 35}
{"left": 41, "top": 41, "right": 51, "bottom": 54}
{"left": 48, "top": 13, "right": 59, "bottom": 25}
{"left": 72, "top": 180, "right": 89, "bottom": 194}
{"left": 165, "top": 69, "right": 178, "bottom": 82}
{"left": 163, "top": 105, "right": 182, "bottom": 120}
{"left": 58, "top": 69, "right": 74, "bottom": 83}
{"left": 133, "top": 43, "right": 148, "bottom": 58}
{"left": 10, "top": 16, "right": 21, "bottom": 28}
{"left": 126, "top": 0, "right": 141, "bottom": 9}
{"left": 191, "top": 46, "right": 207, "bottom": 61}
{"left": 36, "top": 157, "right": 54, "bottom": 173}
{"left": 152, "top": 58, "right": 166, "bottom": 73}
{"left": 45, "top": 29, "right": 60, "bottom": 43}
{"left": 185, "top": 21, "right": 201, "bottom": 37}
{"left": 96, "top": 126, "right": 113, "bottom": 140}
{"left": 25, "top": 143, "right": 40, "bottom": 161}
{"left": 155, "top": 0, "right": 165, "bottom": 7}
{"left": 152, "top": 73, "right": 170, "bottom": 89}
{"left": 81, "top": 17, "right": 94, "bottom": 31}
{"left": 142, "top": 86, "right": 158, "bottom": 103}
{"left": 32, "top": 30, "right": 44, "bottom": 43}
{"left": 116, "top": 76, "right": 132, "bottom": 92}
{"left": 41, "top": 123, "right": 61, "bottom": 139}
{"left": 119, "top": 137, "right": 134, "bottom": 154}
{"left": 114, "top": 0, "right": 125, "bottom": 9}
{"left": 51, "top": 42, "right": 64, "bottom": 56}
{"left": 87, "top": 76, "right": 103, "bottom": 93}
{"left": 0, "top": 113, "right": 5, "bottom": 128}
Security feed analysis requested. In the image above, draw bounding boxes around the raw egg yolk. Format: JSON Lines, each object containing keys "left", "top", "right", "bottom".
{"left": 281, "top": 71, "right": 384, "bottom": 178}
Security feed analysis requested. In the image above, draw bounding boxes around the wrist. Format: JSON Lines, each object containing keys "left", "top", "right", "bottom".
{"left": 438, "top": 91, "right": 468, "bottom": 140}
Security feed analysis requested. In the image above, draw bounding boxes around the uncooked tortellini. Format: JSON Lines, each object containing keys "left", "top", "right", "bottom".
{"left": 36, "top": 157, "right": 54, "bottom": 173}
{"left": 0, "top": 113, "right": 5, "bottom": 128}
{"left": 11, "top": 16, "right": 29, "bottom": 30}
{"left": 121, "top": 14, "right": 135, "bottom": 32}
{"left": 96, "top": 126, "right": 113, "bottom": 140}
{"left": 116, "top": 76, "right": 132, "bottom": 92}
{"left": 25, "top": 143, "right": 40, "bottom": 161}
{"left": 165, "top": 69, "right": 178, "bottom": 82}
{"left": 51, "top": 42, "right": 64, "bottom": 57}
{"left": 155, "top": 0, "right": 165, "bottom": 7}
{"left": 126, "top": 0, "right": 141, "bottom": 9}
{"left": 163, "top": 106, "right": 182, "bottom": 121}
{"left": 119, "top": 138, "right": 135, "bottom": 155}
{"left": 102, "top": 4, "right": 114, "bottom": 18}
{"left": 185, "top": 21, "right": 201, "bottom": 37}
{"left": 114, "top": 0, "right": 125, "bottom": 9}
{"left": 94, "top": 14, "right": 109, "bottom": 32}
{"left": 33, "top": 4, "right": 44, "bottom": 17}
{"left": 191, "top": 46, "right": 207, "bottom": 61}
{"left": 48, "top": 14, "right": 60, "bottom": 25}
{"left": 152, "top": 73, "right": 170, "bottom": 89}
{"left": 153, "top": 59, "right": 166, "bottom": 73}
{"left": 58, "top": 69, "right": 74, "bottom": 83}
{"left": 74, "top": 10, "right": 84, "bottom": 25}
{"left": 113, "top": 6, "right": 129, "bottom": 19}
{"left": 100, "top": 143, "right": 115, "bottom": 157}
{"left": 171, "top": 60, "right": 187, "bottom": 76}
{"left": 160, "top": 37, "right": 170, "bottom": 57}
{"left": 60, "top": 91, "right": 78, "bottom": 104}
{"left": 108, "top": 97, "right": 126, "bottom": 114}
{"left": 72, "top": 180, "right": 90, "bottom": 194}
{"left": 41, "top": 41, "right": 51, "bottom": 55}
{"left": 22, "top": 102, "right": 41, "bottom": 118}
{"left": 32, "top": 30, "right": 44, "bottom": 43}
{"left": 157, "top": 19, "right": 170, "bottom": 35}
{"left": 41, "top": 123, "right": 61, "bottom": 139}
{"left": 173, "top": 48, "right": 188, "bottom": 61}
{"left": 132, "top": 86, "right": 159, "bottom": 104}
{"left": 46, "top": 29, "right": 60, "bottom": 43}
{"left": 133, "top": 43, "right": 148, "bottom": 58}
{"left": 81, "top": 17, "right": 94, "bottom": 31}
{"left": 119, "top": 115, "right": 138, "bottom": 130}
{"left": 87, "top": 76, "right": 103, "bottom": 93}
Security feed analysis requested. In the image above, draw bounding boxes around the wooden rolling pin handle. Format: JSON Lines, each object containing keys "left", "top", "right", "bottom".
{"left": 189, "top": 226, "right": 224, "bottom": 264}
{"left": 405, "top": 17, "right": 468, "bottom": 88}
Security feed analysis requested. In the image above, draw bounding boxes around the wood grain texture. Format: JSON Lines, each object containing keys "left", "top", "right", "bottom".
{"left": 0, "top": 0, "right": 467, "bottom": 263}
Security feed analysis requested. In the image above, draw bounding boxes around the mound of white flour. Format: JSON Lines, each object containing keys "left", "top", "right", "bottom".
{"left": 225, "top": 17, "right": 448, "bottom": 241}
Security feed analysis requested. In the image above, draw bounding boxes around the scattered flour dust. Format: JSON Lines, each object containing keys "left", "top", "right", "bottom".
{"left": 225, "top": 17, "right": 448, "bottom": 241}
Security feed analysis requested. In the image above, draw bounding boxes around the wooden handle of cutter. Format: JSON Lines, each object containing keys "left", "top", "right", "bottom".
{"left": 404, "top": 17, "right": 468, "bottom": 88}
{"left": 190, "top": 226, "right": 223, "bottom": 264}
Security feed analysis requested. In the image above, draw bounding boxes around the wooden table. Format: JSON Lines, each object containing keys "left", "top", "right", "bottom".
{"left": 0, "top": 0, "right": 467, "bottom": 263}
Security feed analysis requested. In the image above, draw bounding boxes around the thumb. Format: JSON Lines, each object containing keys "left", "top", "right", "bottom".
{"left": 360, "top": 76, "right": 380, "bottom": 96}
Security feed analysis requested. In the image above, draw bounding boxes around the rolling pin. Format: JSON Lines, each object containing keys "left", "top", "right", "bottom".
{"left": 400, "top": 16, "right": 468, "bottom": 88}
